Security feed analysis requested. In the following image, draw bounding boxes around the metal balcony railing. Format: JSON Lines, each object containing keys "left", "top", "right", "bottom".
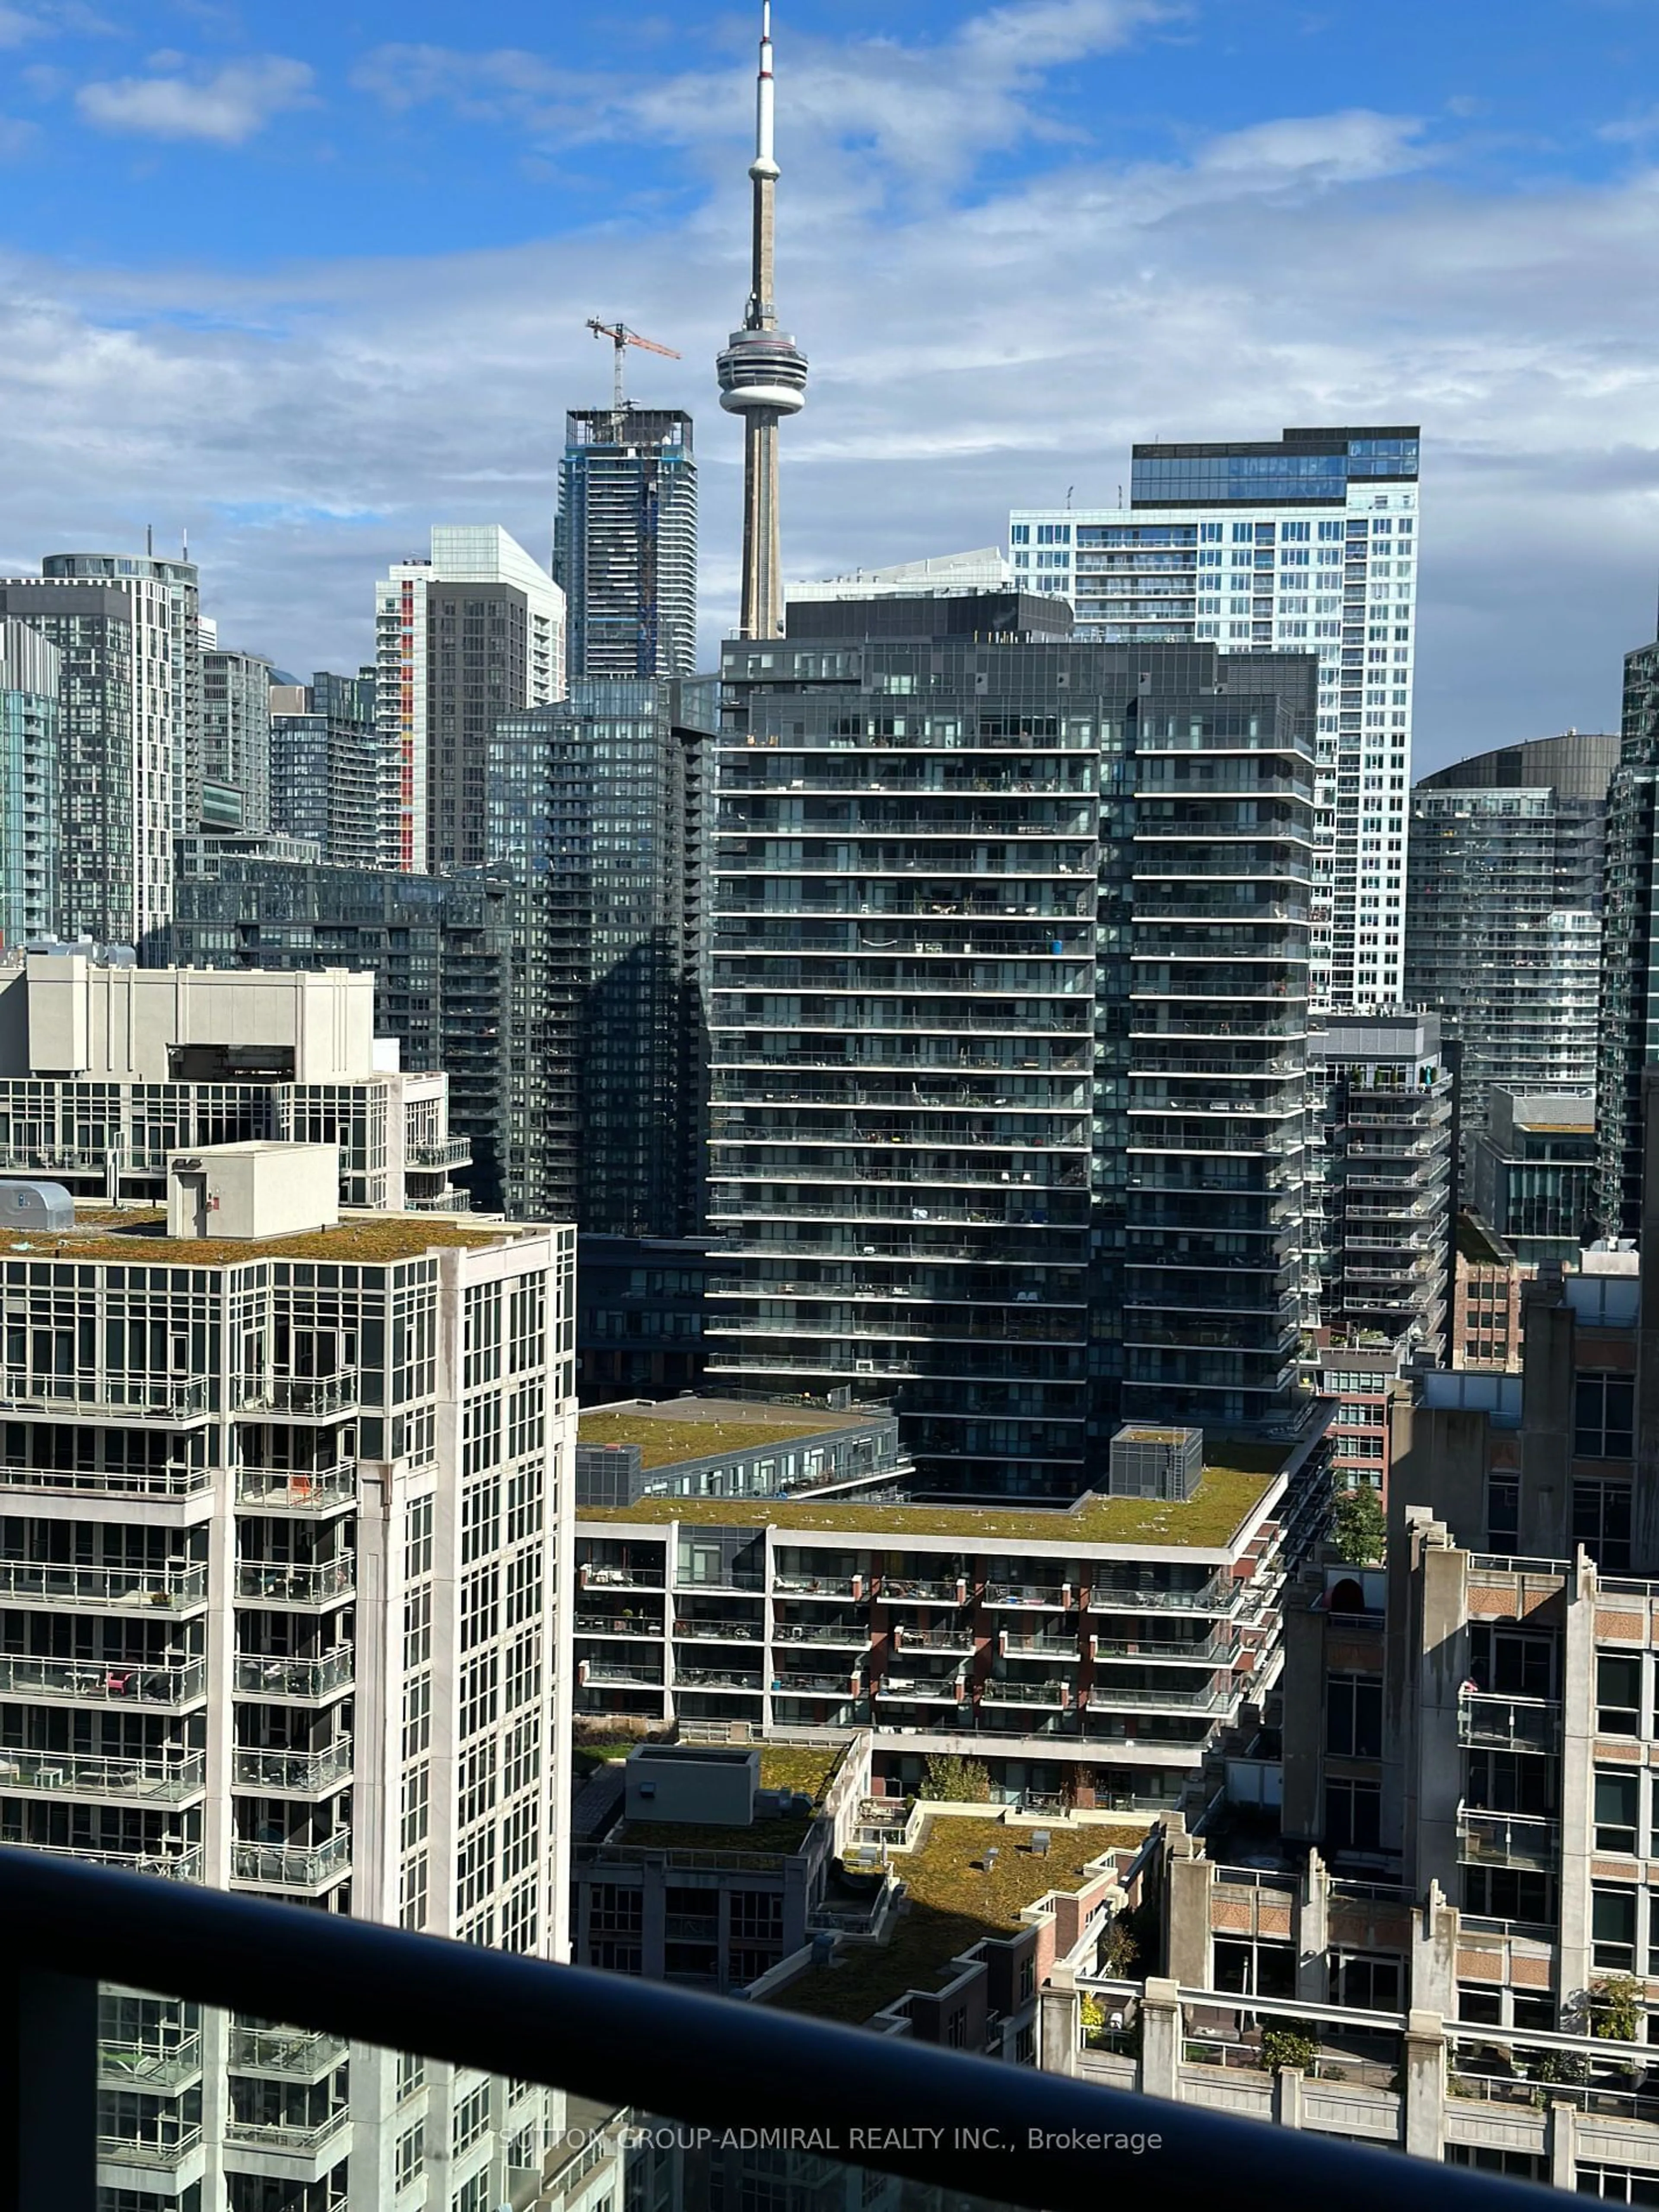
{"left": 231, "top": 1745, "right": 352, "bottom": 1795}
{"left": 242, "top": 1372, "right": 359, "bottom": 1419}
{"left": 226, "top": 2022, "right": 348, "bottom": 2077}
{"left": 235, "top": 1464, "right": 356, "bottom": 1512}
{"left": 233, "top": 1558, "right": 354, "bottom": 1605}
{"left": 406, "top": 1135, "right": 471, "bottom": 1169}
{"left": 231, "top": 1834, "right": 351, "bottom": 1888}
{"left": 0, "top": 1559, "right": 208, "bottom": 1611}
{"left": 1455, "top": 1804, "right": 1562, "bottom": 1872}
{"left": 0, "top": 1848, "right": 1560, "bottom": 2212}
{"left": 0, "top": 1749, "right": 205, "bottom": 1802}
{"left": 0, "top": 1655, "right": 207, "bottom": 1707}
{"left": 232, "top": 1649, "right": 354, "bottom": 1702}
{"left": 1456, "top": 1693, "right": 1560, "bottom": 1753}
{"left": 0, "top": 1374, "right": 207, "bottom": 1421}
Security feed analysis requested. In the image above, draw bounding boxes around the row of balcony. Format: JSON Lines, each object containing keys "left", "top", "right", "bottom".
{"left": 580, "top": 1561, "right": 1244, "bottom": 1612}
{"left": 0, "top": 1744, "right": 352, "bottom": 1802}
{"left": 0, "top": 1372, "right": 360, "bottom": 1424}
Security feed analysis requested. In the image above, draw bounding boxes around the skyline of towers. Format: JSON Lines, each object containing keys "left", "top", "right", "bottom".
{"left": 716, "top": 0, "right": 808, "bottom": 642}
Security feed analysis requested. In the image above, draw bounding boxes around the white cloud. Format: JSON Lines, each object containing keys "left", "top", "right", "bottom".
{"left": 76, "top": 54, "right": 315, "bottom": 145}
{"left": 1196, "top": 110, "right": 1435, "bottom": 185}
{"left": 3, "top": 50, "right": 1657, "bottom": 765}
{"left": 356, "top": 0, "right": 1181, "bottom": 190}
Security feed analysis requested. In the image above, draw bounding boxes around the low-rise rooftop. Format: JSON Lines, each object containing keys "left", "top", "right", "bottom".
{"left": 604, "top": 1743, "right": 846, "bottom": 1858}
{"left": 0, "top": 1201, "right": 535, "bottom": 1268}
{"left": 578, "top": 1398, "right": 866, "bottom": 1471}
{"left": 771, "top": 1813, "right": 1138, "bottom": 2027}
{"left": 579, "top": 1443, "right": 1287, "bottom": 1552}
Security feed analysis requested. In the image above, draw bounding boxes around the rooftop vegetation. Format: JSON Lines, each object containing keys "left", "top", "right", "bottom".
{"left": 579, "top": 1408, "right": 855, "bottom": 1470}
{"left": 772, "top": 1814, "right": 1139, "bottom": 2027}
{"left": 581, "top": 1449, "right": 1284, "bottom": 1552}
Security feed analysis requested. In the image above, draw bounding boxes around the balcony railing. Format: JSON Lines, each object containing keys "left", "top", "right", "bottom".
{"left": 232, "top": 1834, "right": 352, "bottom": 1888}
{"left": 0, "top": 1559, "right": 208, "bottom": 1612}
{"left": 0, "top": 1749, "right": 205, "bottom": 1802}
{"left": 0, "top": 1373, "right": 207, "bottom": 1421}
{"left": 407, "top": 1135, "right": 471, "bottom": 1169}
{"left": 232, "top": 1745, "right": 352, "bottom": 1795}
{"left": 6, "top": 1840, "right": 203, "bottom": 1880}
{"left": 0, "top": 1847, "right": 1555, "bottom": 2212}
{"left": 242, "top": 1373, "right": 359, "bottom": 1419}
{"left": 1456, "top": 1693, "right": 1560, "bottom": 1753}
{"left": 223, "top": 2107, "right": 350, "bottom": 2154}
{"left": 1456, "top": 1805, "right": 1561, "bottom": 1872}
{"left": 233, "top": 1649, "right": 354, "bottom": 1702}
{"left": 227, "top": 2023, "right": 348, "bottom": 2077}
{"left": 234, "top": 1558, "right": 355, "bottom": 1605}
{"left": 0, "top": 1655, "right": 207, "bottom": 1707}
{"left": 235, "top": 1464, "right": 356, "bottom": 1512}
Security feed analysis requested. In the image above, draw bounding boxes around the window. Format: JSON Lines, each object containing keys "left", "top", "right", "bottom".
{"left": 1446, "top": 2148, "right": 1547, "bottom": 2182}
{"left": 1575, "top": 1479, "right": 1634, "bottom": 1571}
{"left": 1577, "top": 1373, "right": 1635, "bottom": 1458}
{"left": 1578, "top": 2165, "right": 1659, "bottom": 2203}
{"left": 1334, "top": 1953, "right": 1400, "bottom": 2009}
{"left": 1212, "top": 1939, "right": 1296, "bottom": 1997}
{"left": 1324, "top": 1777, "right": 1381, "bottom": 1853}
{"left": 1469, "top": 1624, "right": 1554, "bottom": 1699}
{"left": 1326, "top": 1673, "right": 1382, "bottom": 1757}
{"left": 1595, "top": 1769, "right": 1640, "bottom": 1854}
{"left": 1461, "top": 1865, "right": 1554, "bottom": 1923}
{"left": 396, "top": 2120, "right": 425, "bottom": 2190}
{"left": 1593, "top": 1883, "right": 1639, "bottom": 1970}
{"left": 1599, "top": 1654, "right": 1643, "bottom": 1736}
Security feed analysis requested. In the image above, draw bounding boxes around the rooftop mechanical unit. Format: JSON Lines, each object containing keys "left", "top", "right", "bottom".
{"left": 0, "top": 1180, "right": 74, "bottom": 1233}
{"left": 1106, "top": 1423, "right": 1203, "bottom": 1500}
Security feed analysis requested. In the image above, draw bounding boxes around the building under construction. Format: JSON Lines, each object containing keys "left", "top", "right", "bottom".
{"left": 556, "top": 404, "right": 699, "bottom": 680}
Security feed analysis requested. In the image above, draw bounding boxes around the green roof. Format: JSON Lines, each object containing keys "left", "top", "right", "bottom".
{"left": 1456, "top": 1211, "right": 1510, "bottom": 1266}
{"left": 578, "top": 1408, "right": 859, "bottom": 1471}
{"left": 579, "top": 1446, "right": 1286, "bottom": 1552}
{"left": 771, "top": 1814, "right": 1140, "bottom": 2027}
{"left": 4, "top": 1206, "right": 526, "bottom": 1268}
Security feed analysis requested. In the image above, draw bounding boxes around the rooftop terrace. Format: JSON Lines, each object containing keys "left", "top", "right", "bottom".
{"left": 0, "top": 1203, "right": 534, "bottom": 1268}
{"left": 580, "top": 1444, "right": 1287, "bottom": 1552}
{"left": 607, "top": 1742, "right": 847, "bottom": 1858}
{"left": 772, "top": 1813, "right": 1138, "bottom": 2028}
{"left": 578, "top": 1400, "right": 865, "bottom": 1470}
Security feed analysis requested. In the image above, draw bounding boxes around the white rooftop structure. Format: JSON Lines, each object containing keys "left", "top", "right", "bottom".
{"left": 787, "top": 548, "right": 1010, "bottom": 602}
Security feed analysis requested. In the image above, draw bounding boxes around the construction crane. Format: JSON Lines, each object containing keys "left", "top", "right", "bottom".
{"left": 585, "top": 318, "right": 681, "bottom": 411}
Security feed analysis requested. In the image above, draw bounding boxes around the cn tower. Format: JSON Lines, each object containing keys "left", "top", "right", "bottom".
{"left": 716, "top": 1, "right": 808, "bottom": 639}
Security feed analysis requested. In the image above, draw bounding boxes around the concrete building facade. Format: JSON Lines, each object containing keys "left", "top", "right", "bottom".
{"left": 372, "top": 528, "right": 565, "bottom": 875}
{"left": 0, "top": 950, "right": 471, "bottom": 1214}
{"left": 0, "top": 1163, "right": 578, "bottom": 2209}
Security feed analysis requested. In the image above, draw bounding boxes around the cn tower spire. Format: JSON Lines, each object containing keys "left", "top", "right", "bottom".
{"left": 717, "top": 0, "right": 808, "bottom": 639}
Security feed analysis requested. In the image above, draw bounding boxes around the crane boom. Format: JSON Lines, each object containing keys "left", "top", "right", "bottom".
{"left": 585, "top": 318, "right": 683, "bottom": 410}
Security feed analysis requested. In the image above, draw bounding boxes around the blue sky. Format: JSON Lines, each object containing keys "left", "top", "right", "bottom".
{"left": 3, "top": 0, "right": 1659, "bottom": 765}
